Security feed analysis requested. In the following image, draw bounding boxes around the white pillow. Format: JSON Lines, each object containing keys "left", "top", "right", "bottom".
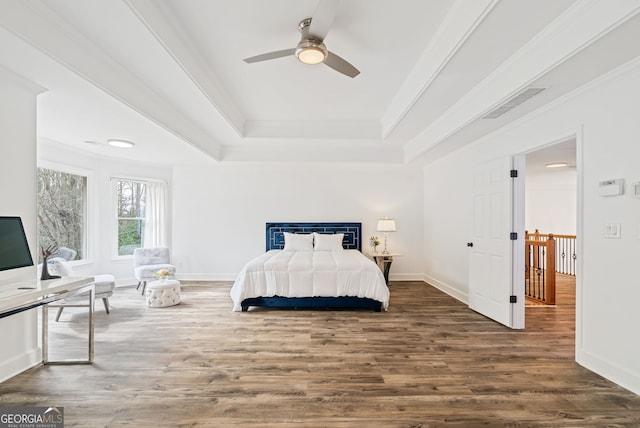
{"left": 313, "top": 232, "right": 344, "bottom": 251}
{"left": 283, "top": 232, "right": 314, "bottom": 251}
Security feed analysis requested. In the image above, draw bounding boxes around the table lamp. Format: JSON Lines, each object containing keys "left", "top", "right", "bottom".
{"left": 376, "top": 217, "right": 396, "bottom": 254}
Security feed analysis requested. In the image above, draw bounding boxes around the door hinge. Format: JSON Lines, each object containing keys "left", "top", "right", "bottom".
{"left": 510, "top": 295, "right": 517, "bottom": 303}
{"left": 510, "top": 169, "right": 518, "bottom": 178}
{"left": 510, "top": 232, "right": 518, "bottom": 240}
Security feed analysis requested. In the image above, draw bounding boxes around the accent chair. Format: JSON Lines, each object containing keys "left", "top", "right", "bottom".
{"left": 133, "top": 247, "right": 176, "bottom": 295}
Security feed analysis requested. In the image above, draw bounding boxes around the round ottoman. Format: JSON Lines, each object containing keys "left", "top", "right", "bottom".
{"left": 146, "top": 279, "right": 181, "bottom": 308}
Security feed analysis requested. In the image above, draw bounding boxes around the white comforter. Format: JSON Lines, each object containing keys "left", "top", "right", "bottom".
{"left": 230, "top": 250, "right": 389, "bottom": 311}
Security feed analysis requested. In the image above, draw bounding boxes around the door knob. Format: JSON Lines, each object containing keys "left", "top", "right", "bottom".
{"left": 467, "top": 242, "right": 473, "bottom": 247}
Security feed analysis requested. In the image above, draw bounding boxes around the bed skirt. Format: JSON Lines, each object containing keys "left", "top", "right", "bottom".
{"left": 240, "top": 296, "right": 382, "bottom": 312}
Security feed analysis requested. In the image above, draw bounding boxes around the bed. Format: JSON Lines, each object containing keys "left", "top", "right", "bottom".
{"left": 230, "top": 222, "right": 389, "bottom": 312}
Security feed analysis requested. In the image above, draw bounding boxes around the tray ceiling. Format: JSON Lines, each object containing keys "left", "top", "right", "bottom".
{"left": 0, "top": 0, "right": 639, "bottom": 165}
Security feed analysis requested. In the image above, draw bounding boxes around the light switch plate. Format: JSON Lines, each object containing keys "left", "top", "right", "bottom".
{"left": 604, "top": 223, "right": 621, "bottom": 238}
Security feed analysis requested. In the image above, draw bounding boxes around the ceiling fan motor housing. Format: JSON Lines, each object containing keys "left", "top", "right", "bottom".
{"left": 296, "top": 18, "right": 327, "bottom": 64}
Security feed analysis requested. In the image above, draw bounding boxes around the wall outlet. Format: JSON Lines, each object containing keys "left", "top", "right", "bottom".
{"left": 604, "top": 223, "right": 621, "bottom": 239}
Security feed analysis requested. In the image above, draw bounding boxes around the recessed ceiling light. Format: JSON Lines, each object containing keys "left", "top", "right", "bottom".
{"left": 107, "top": 139, "right": 135, "bottom": 149}
{"left": 545, "top": 162, "right": 568, "bottom": 168}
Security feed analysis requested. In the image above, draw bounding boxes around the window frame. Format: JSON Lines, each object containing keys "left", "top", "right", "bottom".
{"left": 37, "top": 161, "right": 92, "bottom": 265}
{"left": 111, "top": 177, "right": 148, "bottom": 259}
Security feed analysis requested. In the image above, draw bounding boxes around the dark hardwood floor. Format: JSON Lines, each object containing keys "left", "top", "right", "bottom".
{"left": 1, "top": 278, "right": 639, "bottom": 427}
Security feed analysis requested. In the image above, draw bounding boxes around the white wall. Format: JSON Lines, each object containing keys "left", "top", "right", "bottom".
{"left": 36, "top": 144, "right": 425, "bottom": 284}
{"left": 525, "top": 169, "right": 577, "bottom": 235}
{"left": 0, "top": 67, "right": 44, "bottom": 382}
{"left": 422, "top": 60, "right": 640, "bottom": 395}
{"left": 172, "top": 163, "right": 424, "bottom": 280}
{"left": 37, "top": 139, "right": 173, "bottom": 283}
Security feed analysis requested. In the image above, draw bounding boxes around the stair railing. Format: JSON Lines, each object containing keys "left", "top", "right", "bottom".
{"left": 525, "top": 231, "right": 556, "bottom": 305}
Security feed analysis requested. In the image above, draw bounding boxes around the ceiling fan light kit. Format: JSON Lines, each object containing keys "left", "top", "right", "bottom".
{"left": 243, "top": 0, "right": 359, "bottom": 78}
{"left": 295, "top": 39, "right": 327, "bottom": 65}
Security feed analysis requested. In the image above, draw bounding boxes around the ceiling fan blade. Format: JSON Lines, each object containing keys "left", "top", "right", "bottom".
{"left": 243, "top": 49, "right": 295, "bottom": 63}
{"left": 324, "top": 51, "right": 359, "bottom": 78}
{"left": 308, "top": 0, "right": 339, "bottom": 40}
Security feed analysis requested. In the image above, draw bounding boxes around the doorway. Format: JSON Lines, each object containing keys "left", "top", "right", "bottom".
{"left": 523, "top": 138, "right": 577, "bottom": 331}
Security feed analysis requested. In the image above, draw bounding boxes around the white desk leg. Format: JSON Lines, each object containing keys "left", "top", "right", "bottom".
{"left": 41, "top": 303, "right": 48, "bottom": 362}
{"left": 43, "top": 286, "right": 95, "bottom": 365}
{"left": 88, "top": 287, "right": 94, "bottom": 363}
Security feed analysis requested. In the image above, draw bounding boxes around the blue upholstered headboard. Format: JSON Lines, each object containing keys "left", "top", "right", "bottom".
{"left": 266, "top": 222, "right": 362, "bottom": 252}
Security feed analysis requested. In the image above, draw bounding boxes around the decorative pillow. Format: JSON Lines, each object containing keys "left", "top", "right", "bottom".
{"left": 283, "top": 232, "right": 314, "bottom": 251}
{"left": 313, "top": 232, "right": 344, "bottom": 251}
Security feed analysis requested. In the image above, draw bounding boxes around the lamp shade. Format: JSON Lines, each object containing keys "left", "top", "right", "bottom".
{"left": 376, "top": 218, "right": 396, "bottom": 232}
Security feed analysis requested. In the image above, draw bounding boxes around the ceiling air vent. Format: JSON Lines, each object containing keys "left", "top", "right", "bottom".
{"left": 482, "top": 87, "right": 546, "bottom": 119}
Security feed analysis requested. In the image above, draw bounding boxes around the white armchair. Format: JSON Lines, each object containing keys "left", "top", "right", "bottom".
{"left": 133, "top": 247, "right": 176, "bottom": 295}
{"left": 48, "top": 259, "right": 116, "bottom": 321}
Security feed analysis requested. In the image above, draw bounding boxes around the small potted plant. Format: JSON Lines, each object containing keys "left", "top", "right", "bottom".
{"left": 369, "top": 236, "right": 381, "bottom": 254}
{"left": 154, "top": 268, "right": 171, "bottom": 282}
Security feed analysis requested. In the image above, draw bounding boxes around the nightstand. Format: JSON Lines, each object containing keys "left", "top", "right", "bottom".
{"left": 369, "top": 252, "right": 402, "bottom": 285}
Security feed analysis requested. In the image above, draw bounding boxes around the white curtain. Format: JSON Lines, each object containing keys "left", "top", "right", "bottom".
{"left": 143, "top": 181, "right": 167, "bottom": 248}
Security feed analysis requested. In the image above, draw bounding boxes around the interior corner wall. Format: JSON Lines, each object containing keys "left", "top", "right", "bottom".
{"left": 171, "top": 163, "right": 423, "bottom": 281}
{"left": 0, "top": 68, "right": 43, "bottom": 382}
{"left": 422, "top": 60, "right": 640, "bottom": 395}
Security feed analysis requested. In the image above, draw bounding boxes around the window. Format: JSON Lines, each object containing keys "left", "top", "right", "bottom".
{"left": 37, "top": 167, "right": 87, "bottom": 261}
{"left": 115, "top": 180, "right": 146, "bottom": 256}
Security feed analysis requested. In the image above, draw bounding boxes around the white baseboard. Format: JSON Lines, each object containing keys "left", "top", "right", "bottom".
{"left": 115, "top": 275, "right": 236, "bottom": 286}
{"left": 0, "top": 347, "right": 41, "bottom": 383}
{"left": 176, "top": 273, "right": 424, "bottom": 283}
{"left": 389, "top": 273, "right": 425, "bottom": 281}
{"left": 176, "top": 273, "right": 237, "bottom": 282}
{"left": 120, "top": 272, "right": 427, "bottom": 284}
{"left": 422, "top": 274, "right": 469, "bottom": 304}
{"left": 577, "top": 348, "right": 640, "bottom": 396}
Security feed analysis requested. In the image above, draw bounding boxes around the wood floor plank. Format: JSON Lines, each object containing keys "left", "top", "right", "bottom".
{"left": 1, "top": 277, "right": 639, "bottom": 427}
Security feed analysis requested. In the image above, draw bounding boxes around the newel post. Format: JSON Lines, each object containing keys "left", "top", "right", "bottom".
{"left": 545, "top": 234, "right": 556, "bottom": 304}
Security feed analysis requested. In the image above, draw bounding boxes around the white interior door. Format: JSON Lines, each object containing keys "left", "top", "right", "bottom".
{"left": 468, "top": 156, "right": 522, "bottom": 328}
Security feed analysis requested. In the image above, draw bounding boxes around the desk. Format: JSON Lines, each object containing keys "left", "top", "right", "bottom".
{"left": 370, "top": 253, "right": 402, "bottom": 285}
{"left": 0, "top": 276, "right": 94, "bottom": 365}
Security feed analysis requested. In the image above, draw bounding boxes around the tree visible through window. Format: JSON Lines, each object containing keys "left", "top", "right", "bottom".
{"left": 37, "top": 168, "right": 87, "bottom": 262}
{"left": 116, "top": 180, "right": 146, "bottom": 256}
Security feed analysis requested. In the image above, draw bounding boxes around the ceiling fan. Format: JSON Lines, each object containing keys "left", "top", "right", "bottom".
{"left": 243, "top": 0, "right": 360, "bottom": 78}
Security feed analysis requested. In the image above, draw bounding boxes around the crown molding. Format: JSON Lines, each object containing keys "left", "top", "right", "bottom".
{"left": 0, "top": 0, "right": 223, "bottom": 161}
{"left": 222, "top": 141, "right": 404, "bottom": 164}
{"left": 0, "top": 63, "right": 47, "bottom": 95}
{"left": 243, "top": 120, "right": 382, "bottom": 139}
{"left": 403, "top": 0, "right": 640, "bottom": 162}
{"left": 124, "top": 0, "right": 246, "bottom": 137}
{"left": 380, "top": 0, "right": 499, "bottom": 138}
